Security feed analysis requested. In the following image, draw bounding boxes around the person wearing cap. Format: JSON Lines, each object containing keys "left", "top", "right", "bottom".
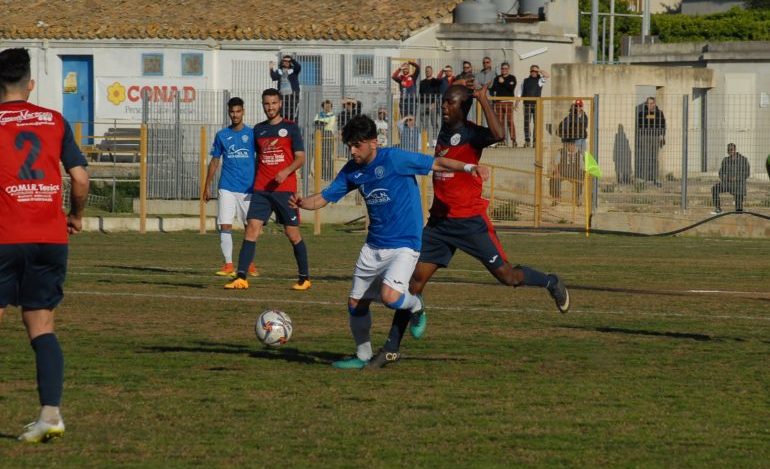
{"left": 557, "top": 99, "right": 588, "bottom": 153}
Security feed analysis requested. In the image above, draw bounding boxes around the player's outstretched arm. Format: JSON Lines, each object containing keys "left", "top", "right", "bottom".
{"left": 67, "top": 165, "right": 89, "bottom": 234}
{"left": 432, "top": 158, "right": 490, "bottom": 182}
{"left": 290, "top": 193, "right": 329, "bottom": 211}
{"left": 474, "top": 84, "right": 505, "bottom": 142}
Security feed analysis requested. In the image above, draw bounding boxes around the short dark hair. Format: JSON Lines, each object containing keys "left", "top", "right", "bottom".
{"left": 321, "top": 99, "right": 332, "bottom": 108}
{"left": 227, "top": 97, "right": 244, "bottom": 109}
{"left": 501, "top": 62, "right": 510, "bottom": 68}
{"left": 0, "top": 48, "right": 31, "bottom": 93}
{"left": 262, "top": 88, "right": 282, "bottom": 100}
{"left": 463, "top": 61, "right": 471, "bottom": 67}
{"left": 342, "top": 115, "right": 377, "bottom": 145}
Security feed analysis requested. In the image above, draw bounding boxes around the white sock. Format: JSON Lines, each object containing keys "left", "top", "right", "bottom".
{"left": 40, "top": 405, "right": 61, "bottom": 424}
{"left": 349, "top": 312, "right": 372, "bottom": 361}
{"left": 220, "top": 231, "right": 233, "bottom": 263}
{"left": 400, "top": 292, "right": 423, "bottom": 313}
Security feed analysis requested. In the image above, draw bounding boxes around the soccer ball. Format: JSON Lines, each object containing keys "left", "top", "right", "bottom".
{"left": 255, "top": 309, "right": 293, "bottom": 347}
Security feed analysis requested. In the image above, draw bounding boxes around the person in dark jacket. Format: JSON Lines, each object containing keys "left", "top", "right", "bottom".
{"left": 557, "top": 100, "right": 588, "bottom": 150}
{"left": 519, "top": 65, "right": 549, "bottom": 147}
{"left": 635, "top": 96, "right": 666, "bottom": 185}
{"left": 490, "top": 62, "right": 517, "bottom": 146}
{"left": 711, "top": 143, "right": 750, "bottom": 213}
{"left": 270, "top": 55, "right": 301, "bottom": 121}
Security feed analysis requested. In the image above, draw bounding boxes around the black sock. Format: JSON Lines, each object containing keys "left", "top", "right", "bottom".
{"left": 520, "top": 266, "right": 550, "bottom": 287}
{"left": 31, "top": 333, "right": 64, "bottom": 407}
{"left": 292, "top": 240, "right": 309, "bottom": 279}
{"left": 237, "top": 240, "right": 256, "bottom": 279}
{"left": 383, "top": 309, "right": 412, "bottom": 352}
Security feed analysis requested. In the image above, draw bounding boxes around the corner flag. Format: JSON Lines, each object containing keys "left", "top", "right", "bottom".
{"left": 584, "top": 151, "right": 602, "bottom": 178}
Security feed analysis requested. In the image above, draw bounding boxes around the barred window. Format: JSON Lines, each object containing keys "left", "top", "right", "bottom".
{"left": 354, "top": 55, "right": 374, "bottom": 78}
{"left": 142, "top": 53, "right": 163, "bottom": 76}
{"left": 182, "top": 53, "right": 203, "bottom": 76}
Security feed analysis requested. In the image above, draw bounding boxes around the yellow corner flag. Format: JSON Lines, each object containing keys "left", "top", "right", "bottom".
{"left": 584, "top": 151, "right": 602, "bottom": 178}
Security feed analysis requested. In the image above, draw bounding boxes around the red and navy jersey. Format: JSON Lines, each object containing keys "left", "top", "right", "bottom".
{"left": 430, "top": 121, "right": 497, "bottom": 218}
{"left": 253, "top": 119, "right": 304, "bottom": 192}
{"left": 0, "top": 101, "right": 87, "bottom": 244}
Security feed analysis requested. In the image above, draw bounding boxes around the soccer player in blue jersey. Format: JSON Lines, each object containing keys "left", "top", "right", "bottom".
{"left": 203, "top": 97, "right": 258, "bottom": 278}
{"left": 225, "top": 88, "right": 310, "bottom": 290}
{"left": 290, "top": 115, "right": 489, "bottom": 369}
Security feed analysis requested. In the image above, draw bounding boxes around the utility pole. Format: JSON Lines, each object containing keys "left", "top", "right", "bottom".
{"left": 642, "top": 0, "right": 650, "bottom": 43}
{"left": 591, "top": 0, "right": 599, "bottom": 63}
{"left": 609, "top": 0, "right": 616, "bottom": 63}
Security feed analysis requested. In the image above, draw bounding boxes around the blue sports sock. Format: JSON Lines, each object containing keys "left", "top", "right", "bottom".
{"left": 383, "top": 309, "right": 411, "bottom": 352}
{"left": 237, "top": 240, "right": 256, "bottom": 279}
{"left": 292, "top": 240, "right": 309, "bottom": 279}
{"left": 520, "top": 266, "right": 550, "bottom": 287}
{"left": 31, "top": 333, "right": 64, "bottom": 407}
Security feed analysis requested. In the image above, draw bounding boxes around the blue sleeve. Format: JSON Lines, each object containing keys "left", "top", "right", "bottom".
{"left": 61, "top": 119, "right": 88, "bottom": 170}
{"left": 320, "top": 167, "right": 355, "bottom": 203}
{"left": 291, "top": 124, "right": 305, "bottom": 152}
{"left": 210, "top": 133, "right": 223, "bottom": 158}
{"left": 388, "top": 148, "right": 433, "bottom": 176}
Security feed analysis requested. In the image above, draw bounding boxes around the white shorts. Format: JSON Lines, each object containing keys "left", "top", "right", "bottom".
{"left": 349, "top": 244, "right": 419, "bottom": 301}
{"left": 217, "top": 189, "right": 251, "bottom": 226}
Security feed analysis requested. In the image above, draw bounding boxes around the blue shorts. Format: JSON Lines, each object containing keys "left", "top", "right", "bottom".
{"left": 419, "top": 215, "right": 508, "bottom": 271}
{"left": 0, "top": 244, "right": 68, "bottom": 310}
{"left": 247, "top": 191, "right": 300, "bottom": 226}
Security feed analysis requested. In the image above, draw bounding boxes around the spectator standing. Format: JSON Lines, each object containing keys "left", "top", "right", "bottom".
{"left": 314, "top": 100, "right": 337, "bottom": 180}
{"left": 397, "top": 115, "right": 421, "bottom": 152}
{"left": 490, "top": 62, "right": 517, "bottom": 146}
{"left": 338, "top": 98, "right": 362, "bottom": 158}
{"left": 520, "top": 65, "right": 549, "bottom": 147}
{"left": 419, "top": 66, "right": 442, "bottom": 135}
{"left": 475, "top": 57, "right": 496, "bottom": 90}
{"left": 635, "top": 96, "right": 666, "bottom": 185}
{"left": 392, "top": 60, "right": 420, "bottom": 119}
{"left": 269, "top": 55, "right": 301, "bottom": 121}
{"left": 456, "top": 61, "right": 476, "bottom": 86}
{"left": 437, "top": 65, "right": 456, "bottom": 95}
{"left": 557, "top": 100, "right": 588, "bottom": 152}
{"left": 374, "top": 107, "right": 389, "bottom": 147}
{"left": 711, "top": 143, "right": 750, "bottom": 213}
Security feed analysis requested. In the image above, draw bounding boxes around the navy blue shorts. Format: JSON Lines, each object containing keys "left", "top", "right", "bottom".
{"left": 419, "top": 215, "right": 508, "bottom": 270}
{"left": 0, "top": 244, "right": 68, "bottom": 310}
{"left": 247, "top": 191, "right": 300, "bottom": 226}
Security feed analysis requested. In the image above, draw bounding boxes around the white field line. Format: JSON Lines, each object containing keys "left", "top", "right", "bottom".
{"left": 67, "top": 290, "right": 770, "bottom": 323}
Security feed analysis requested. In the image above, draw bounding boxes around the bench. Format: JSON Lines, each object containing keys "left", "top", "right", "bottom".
{"left": 85, "top": 128, "right": 142, "bottom": 163}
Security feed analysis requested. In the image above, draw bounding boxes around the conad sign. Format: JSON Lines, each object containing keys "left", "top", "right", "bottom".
{"left": 96, "top": 78, "right": 206, "bottom": 120}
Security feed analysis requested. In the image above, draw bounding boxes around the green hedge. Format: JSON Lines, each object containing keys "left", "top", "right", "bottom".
{"left": 652, "top": 8, "right": 770, "bottom": 42}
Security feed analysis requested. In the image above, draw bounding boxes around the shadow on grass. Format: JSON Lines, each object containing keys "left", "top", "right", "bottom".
{"left": 561, "top": 325, "right": 748, "bottom": 342}
{"left": 139, "top": 341, "right": 345, "bottom": 365}
{"left": 97, "top": 264, "right": 192, "bottom": 274}
{"left": 0, "top": 432, "right": 18, "bottom": 440}
{"left": 96, "top": 279, "right": 207, "bottom": 289}
{"left": 570, "top": 283, "right": 770, "bottom": 302}
{"left": 139, "top": 340, "right": 469, "bottom": 365}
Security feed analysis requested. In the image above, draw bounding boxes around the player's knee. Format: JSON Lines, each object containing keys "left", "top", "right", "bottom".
{"left": 347, "top": 300, "right": 368, "bottom": 317}
{"left": 382, "top": 292, "right": 405, "bottom": 310}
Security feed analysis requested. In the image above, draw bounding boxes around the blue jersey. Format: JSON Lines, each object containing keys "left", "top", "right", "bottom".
{"left": 321, "top": 147, "right": 433, "bottom": 250}
{"left": 210, "top": 126, "right": 256, "bottom": 193}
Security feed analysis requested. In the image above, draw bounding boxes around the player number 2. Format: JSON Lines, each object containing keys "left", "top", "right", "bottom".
{"left": 16, "top": 131, "right": 45, "bottom": 180}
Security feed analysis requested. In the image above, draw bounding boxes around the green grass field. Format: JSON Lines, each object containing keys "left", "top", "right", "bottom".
{"left": 1, "top": 228, "right": 769, "bottom": 467}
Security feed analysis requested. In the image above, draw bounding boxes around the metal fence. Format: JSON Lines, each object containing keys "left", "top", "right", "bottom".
{"left": 72, "top": 52, "right": 770, "bottom": 226}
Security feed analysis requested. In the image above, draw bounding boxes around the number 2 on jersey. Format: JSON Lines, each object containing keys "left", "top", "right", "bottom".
{"left": 16, "top": 131, "right": 45, "bottom": 180}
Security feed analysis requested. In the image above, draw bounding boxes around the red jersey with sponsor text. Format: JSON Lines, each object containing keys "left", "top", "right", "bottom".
{"left": 253, "top": 119, "right": 305, "bottom": 192}
{"left": 0, "top": 101, "right": 86, "bottom": 244}
{"left": 430, "top": 120, "right": 497, "bottom": 218}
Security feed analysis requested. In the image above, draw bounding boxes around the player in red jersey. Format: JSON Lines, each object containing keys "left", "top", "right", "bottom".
{"left": 0, "top": 48, "right": 89, "bottom": 440}
{"left": 225, "top": 88, "right": 310, "bottom": 290}
{"left": 367, "top": 84, "right": 569, "bottom": 369}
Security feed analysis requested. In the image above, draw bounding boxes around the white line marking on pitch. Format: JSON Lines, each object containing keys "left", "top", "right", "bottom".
{"left": 68, "top": 290, "right": 770, "bottom": 322}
